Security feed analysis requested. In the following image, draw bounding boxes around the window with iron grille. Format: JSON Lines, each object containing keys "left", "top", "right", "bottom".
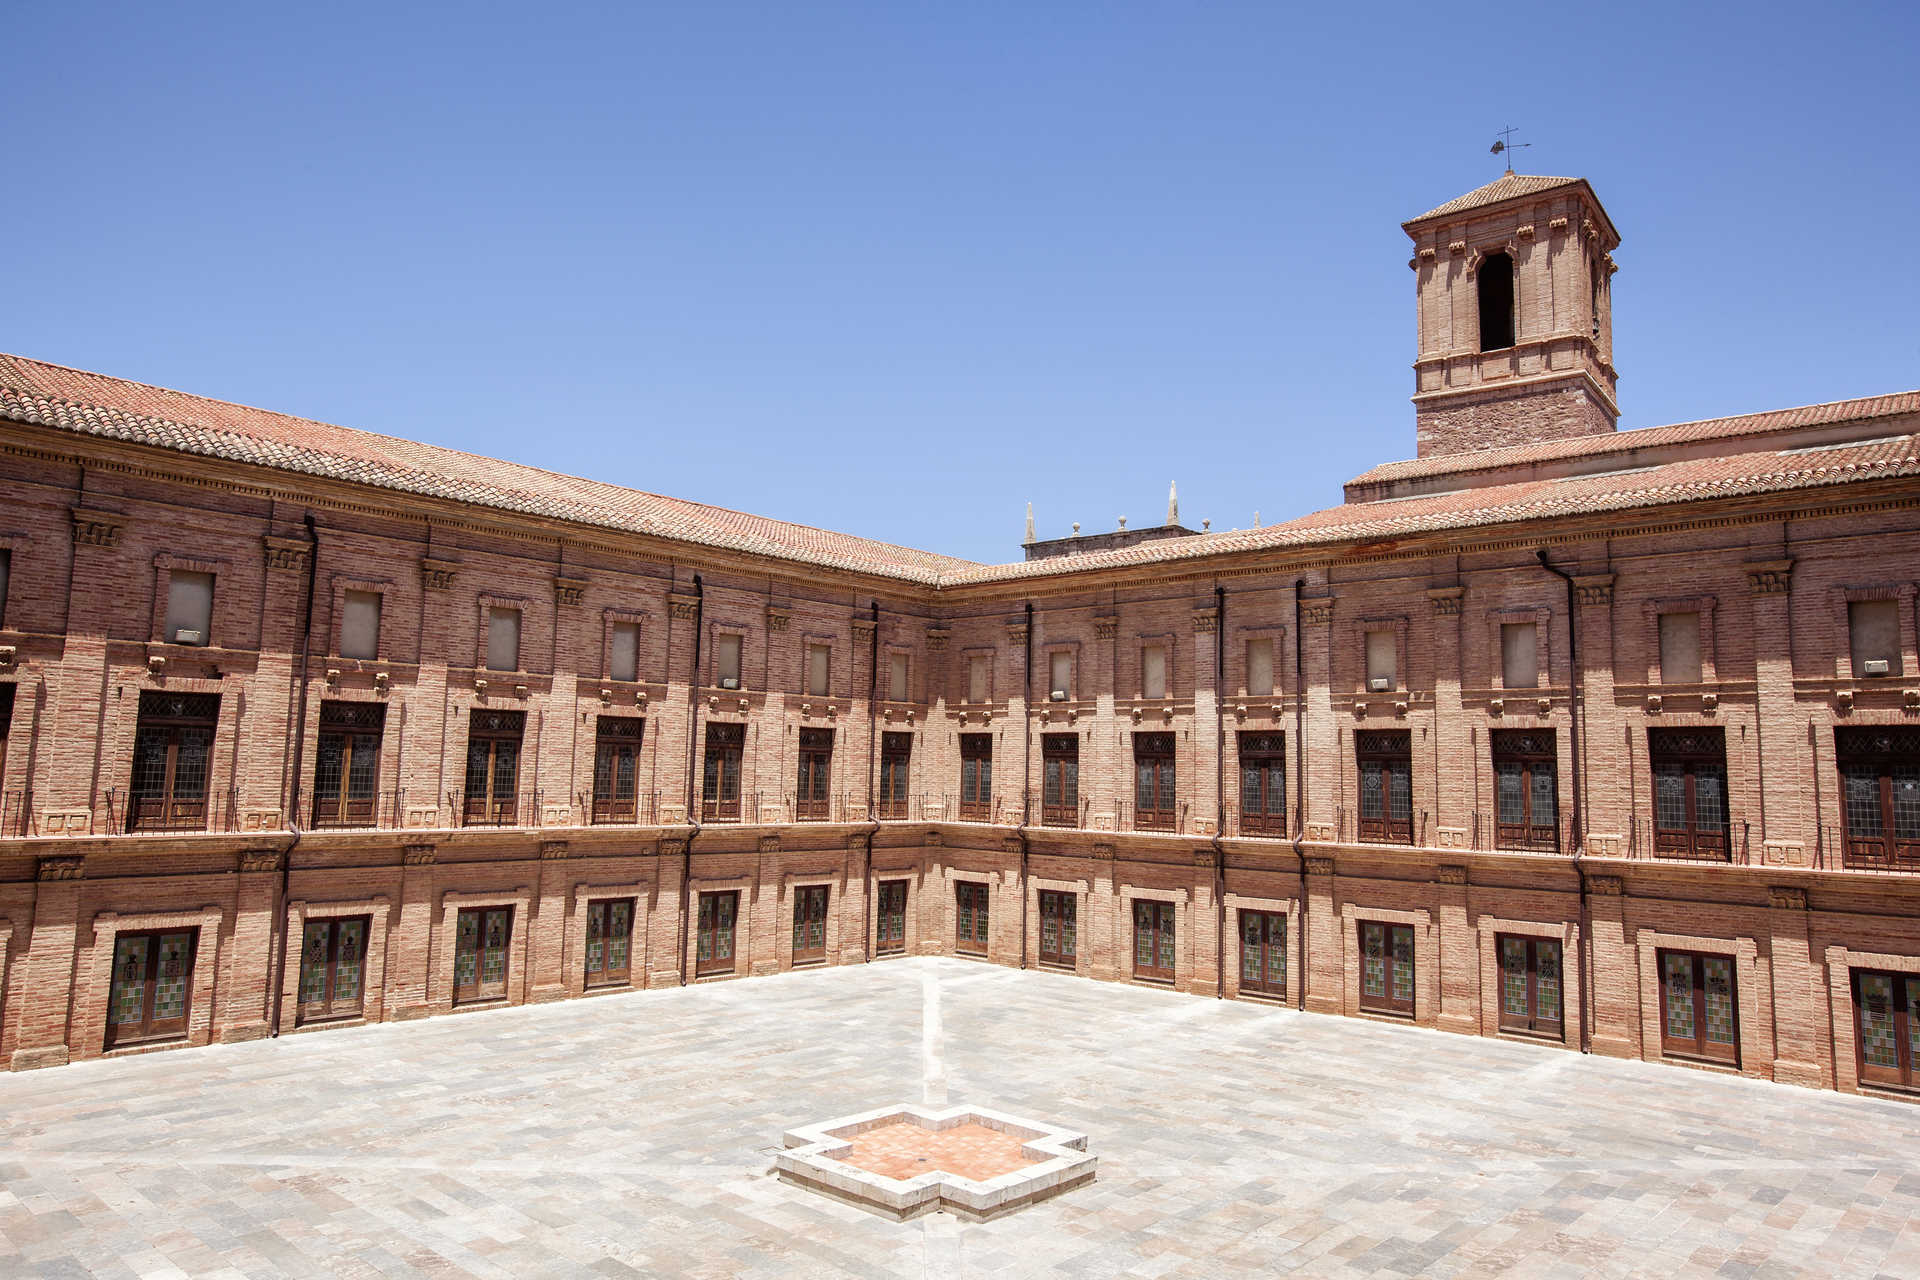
{"left": 1836, "top": 727, "right": 1920, "bottom": 869}
{"left": 1132, "top": 732, "right": 1176, "bottom": 831}
{"left": 313, "top": 701, "right": 385, "bottom": 828}
{"left": 1042, "top": 734, "right": 1078, "bottom": 826}
{"left": 702, "top": 721, "right": 745, "bottom": 821}
{"left": 959, "top": 733, "right": 992, "bottom": 820}
{"left": 1491, "top": 730, "right": 1557, "bottom": 852}
{"left": 462, "top": 710, "right": 525, "bottom": 826}
{"left": 592, "top": 716, "right": 645, "bottom": 823}
{"left": 1237, "top": 732, "right": 1286, "bottom": 835}
{"left": 129, "top": 692, "right": 220, "bottom": 832}
{"left": 1355, "top": 730, "right": 1412, "bottom": 844}
{"left": 1648, "top": 728, "right": 1729, "bottom": 860}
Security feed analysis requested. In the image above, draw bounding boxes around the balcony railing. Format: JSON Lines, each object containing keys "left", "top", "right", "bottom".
{"left": 311, "top": 789, "right": 406, "bottom": 831}
{"left": 451, "top": 790, "right": 542, "bottom": 829}
{"left": 1334, "top": 806, "right": 1427, "bottom": 848}
{"left": 582, "top": 789, "right": 659, "bottom": 826}
{"left": 1223, "top": 803, "right": 1298, "bottom": 840}
{"left": 1468, "top": 809, "right": 1564, "bottom": 855}
{"left": 1625, "top": 815, "right": 1749, "bottom": 864}
{"left": 1115, "top": 799, "right": 1187, "bottom": 834}
{"left": 110, "top": 787, "right": 238, "bottom": 835}
{"left": 1818, "top": 823, "right": 1920, "bottom": 872}
{"left": 1029, "top": 789, "right": 1089, "bottom": 829}
{"left": 1, "top": 789, "right": 30, "bottom": 837}
{"left": 701, "top": 789, "right": 760, "bottom": 824}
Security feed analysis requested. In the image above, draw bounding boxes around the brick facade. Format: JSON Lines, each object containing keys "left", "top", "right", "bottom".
{"left": 2, "top": 176, "right": 1920, "bottom": 1103}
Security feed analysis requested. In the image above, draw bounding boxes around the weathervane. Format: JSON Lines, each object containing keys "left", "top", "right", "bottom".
{"left": 1490, "top": 125, "right": 1530, "bottom": 172}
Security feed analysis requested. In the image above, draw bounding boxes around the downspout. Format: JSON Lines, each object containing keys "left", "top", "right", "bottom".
{"left": 1535, "top": 548, "right": 1591, "bottom": 1053}
{"left": 864, "top": 599, "right": 881, "bottom": 960}
{"left": 676, "top": 574, "right": 704, "bottom": 985}
{"left": 1212, "top": 584, "right": 1226, "bottom": 1000}
{"left": 1017, "top": 600, "right": 1033, "bottom": 969}
{"left": 1292, "top": 578, "right": 1309, "bottom": 1010}
{"left": 269, "top": 513, "right": 320, "bottom": 1037}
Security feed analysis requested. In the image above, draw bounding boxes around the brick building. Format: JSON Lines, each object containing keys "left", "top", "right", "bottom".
{"left": 2, "top": 172, "right": 1919, "bottom": 1101}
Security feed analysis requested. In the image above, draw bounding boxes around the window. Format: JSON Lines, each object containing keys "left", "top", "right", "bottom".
{"left": 1142, "top": 644, "right": 1168, "bottom": 699}
{"left": 792, "top": 885, "right": 829, "bottom": 964}
{"left": 1658, "top": 611, "right": 1702, "bottom": 684}
{"left": 1133, "top": 900, "right": 1176, "bottom": 982}
{"left": 1238, "top": 732, "right": 1287, "bottom": 836}
{"left": 1049, "top": 650, "right": 1071, "bottom": 700}
{"left": 0, "top": 547, "right": 10, "bottom": 626}
{"left": 1239, "top": 910, "right": 1287, "bottom": 999}
{"left": 0, "top": 684, "right": 13, "bottom": 802}
{"left": 955, "top": 882, "right": 989, "bottom": 956}
{"left": 701, "top": 722, "right": 745, "bottom": 821}
{"left": 1497, "top": 935, "right": 1563, "bottom": 1039}
{"left": 1491, "top": 730, "right": 1557, "bottom": 852}
{"left": 486, "top": 606, "right": 521, "bottom": 672}
{"left": 1359, "top": 921, "right": 1415, "bottom": 1016}
{"left": 1835, "top": 727, "right": 1920, "bottom": 869}
{"left": 889, "top": 652, "right": 909, "bottom": 702}
{"left": 106, "top": 928, "right": 197, "bottom": 1047}
{"left": 967, "top": 654, "right": 989, "bottom": 703}
{"left": 340, "top": 590, "right": 381, "bottom": 660}
{"left": 1658, "top": 949, "right": 1739, "bottom": 1064}
{"left": 313, "top": 701, "right": 385, "bottom": 828}
{"left": 583, "top": 898, "right": 635, "bottom": 988}
{"left": 1649, "top": 728, "right": 1729, "bottom": 860}
{"left": 1501, "top": 621, "right": 1538, "bottom": 689}
{"left": 1132, "top": 732, "right": 1176, "bottom": 831}
{"left": 297, "top": 916, "right": 369, "bottom": 1024}
{"left": 461, "top": 710, "right": 525, "bottom": 827}
{"left": 1852, "top": 969, "right": 1920, "bottom": 1091}
{"left": 715, "top": 632, "right": 741, "bottom": 688}
{"left": 128, "top": 692, "right": 219, "bottom": 832}
{"left": 959, "top": 733, "right": 992, "bottom": 821}
{"left": 1041, "top": 733, "right": 1079, "bottom": 826}
{"left": 876, "top": 881, "right": 909, "bottom": 956}
{"left": 806, "top": 643, "right": 830, "bottom": 697}
{"left": 1477, "top": 250, "right": 1514, "bottom": 351}
{"left": 453, "top": 907, "right": 513, "bottom": 1004}
{"left": 1364, "top": 630, "right": 1396, "bottom": 691}
{"left": 878, "top": 732, "right": 912, "bottom": 820}
{"left": 1850, "top": 599, "right": 1902, "bottom": 677}
{"left": 795, "top": 728, "right": 833, "bottom": 820}
{"left": 696, "top": 890, "right": 739, "bottom": 976}
{"left": 1246, "top": 637, "right": 1274, "bottom": 698}
{"left": 609, "top": 621, "right": 639, "bottom": 683}
{"left": 591, "top": 716, "right": 645, "bottom": 823}
{"left": 1038, "top": 891, "right": 1077, "bottom": 969}
{"left": 1355, "top": 730, "right": 1413, "bottom": 844}
{"left": 164, "top": 570, "right": 214, "bottom": 646}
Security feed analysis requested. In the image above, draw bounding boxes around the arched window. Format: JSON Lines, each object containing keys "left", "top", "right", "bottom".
{"left": 1478, "top": 251, "right": 1515, "bottom": 351}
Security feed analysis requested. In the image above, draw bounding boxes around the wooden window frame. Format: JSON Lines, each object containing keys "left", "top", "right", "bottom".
{"left": 695, "top": 889, "right": 741, "bottom": 976}
{"left": 877, "top": 732, "right": 912, "bottom": 820}
{"left": 1237, "top": 909, "right": 1287, "bottom": 999}
{"left": 591, "top": 715, "right": 646, "bottom": 824}
{"left": 1237, "top": 731, "right": 1287, "bottom": 836}
{"left": 1834, "top": 727, "right": 1920, "bottom": 869}
{"left": 1657, "top": 947, "right": 1741, "bottom": 1065}
{"left": 313, "top": 700, "right": 387, "bottom": 829}
{"left": 1132, "top": 899, "right": 1177, "bottom": 983}
{"left": 874, "top": 879, "right": 910, "bottom": 957}
{"left": 452, "top": 906, "right": 515, "bottom": 1005}
{"left": 795, "top": 727, "right": 834, "bottom": 821}
{"left": 296, "top": 914, "right": 371, "bottom": 1025}
{"left": 105, "top": 926, "right": 200, "bottom": 1048}
{"left": 1132, "top": 731, "right": 1177, "bottom": 831}
{"left": 958, "top": 733, "right": 993, "bottom": 821}
{"left": 128, "top": 691, "right": 221, "bottom": 833}
{"left": 701, "top": 721, "right": 745, "bottom": 821}
{"left": 1495, "top": 933, "right": 1565, "bottom": 1040}
{"left": 1648, "top": 727, "right": 1730, "bottom": 860}
{"left": 1037, "top": 890, "right": 1077, "bottom": 969}
{"left": 1358, "top": 920, "right": 1415, "bottom": 1017}
{"left": 1354, "top": 729, "right": 1414, "bottom": 845}
{"left": 1851, "top": 968, "right": 1920, "bottom": 1092}
{"left": 582, "top": 897, "right": 637, "bottom": 988}
{"left": 1490, "top": 729, "right": 1558, "bottom": 852}
{"left": 790, "top": 884, "right": 830, "bottom": 965}
{"left": 461, "top": 709, "right": 526, "bottom": 827}
{"left": 954, "top": 881, "right": 990, "bottom": 956}
{"left": 1041, "top": 733, "right": 1079, "bottom": 827}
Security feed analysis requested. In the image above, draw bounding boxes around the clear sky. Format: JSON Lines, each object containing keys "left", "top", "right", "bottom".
{"left": 7, "top": 2, "right": 1917, "bottom": 565}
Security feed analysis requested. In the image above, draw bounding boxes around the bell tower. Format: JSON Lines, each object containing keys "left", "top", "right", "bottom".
{"left": 1403, "top": 172, "right": 1620, "bottom": 458}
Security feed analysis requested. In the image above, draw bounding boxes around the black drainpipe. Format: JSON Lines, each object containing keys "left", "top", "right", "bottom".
{"left": 270, "top": 513, "right": 320, "bottom": 1037}
{"left": 1017, "top": 601, "right": 1033, "bottom": 968}
{"left": 1534, "top": 548, "right": 1591, "bottom": 1053}
{"left": 1291, "top": 578, "right": 1309, "bottom": 1011}
{"left": 676, "top": 574, "right": 704, "bottom": 985}
{"left": 864, "top": 599, "right": 881, "bottom": 960}
{"left": 1211, "top": 583, "right": 1226, "bottom": 999}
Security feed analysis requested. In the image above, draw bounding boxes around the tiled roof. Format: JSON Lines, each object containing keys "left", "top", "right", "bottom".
{"left": 1405, "top": 173, "right": 1586, "bottom": 224}
{"left": 0, "top": 354, "right": 976, "bottom": 583}
{"left": 1348, "top": 391, "right": 1920, "bottom": 487}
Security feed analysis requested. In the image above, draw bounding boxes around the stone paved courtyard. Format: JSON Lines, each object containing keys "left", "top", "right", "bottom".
{"left": 2, "top": 957, "right": 1917, "bottom": 1278}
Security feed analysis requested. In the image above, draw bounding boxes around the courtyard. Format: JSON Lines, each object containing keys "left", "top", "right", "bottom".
{"left": 0, "top": 958, "right": 1915, "bottom": 1279}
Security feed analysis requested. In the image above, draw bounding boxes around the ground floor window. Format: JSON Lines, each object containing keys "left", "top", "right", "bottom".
{"left": 1133, "top": 900, "right": 1176, "bottom": 982}
{"left": 1853, "top": 969, "right": 1920, "bottom": 1091}
{"left": 792, "top": 885, "right": 829, "bottom": 964}
{"left": 297, "top": 915, "right": 368, "bottom": 1024}
{"left": 1239, "top": 909, "right": 1287, "bottom": 998}
{"left": 1359, "top": 921, "right": 1414, "bottom": 1016}
{"left": 955, "top": 882, "right": 989, "bottom": 956}
{"left": 584, "top": 898, "right": 635, "bottom": 988}
{"left": 107, "top": 928, "right": 197, "bottom": 1048}
{"left": 1038, "top": 890, "right": 1077, "bottom": 968}
{"left": 1497, "top": 934, "right": 1563, "bottom": 1040}
{"left": 876, "top": 880, "right": 908, "bottom": 956}
{"left": 453, "top": 907, "right": 513, "bottom": 1004}
{"left": 696, "top": 891, "right": 739, "bottom": 976}
{"left": 1658, "top": 949, "right": 1739, "bottom": 1064}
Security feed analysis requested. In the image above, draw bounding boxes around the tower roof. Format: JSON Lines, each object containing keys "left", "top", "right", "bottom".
{"left": 1405, "top": 172, "right": 1590, "bottom": 226}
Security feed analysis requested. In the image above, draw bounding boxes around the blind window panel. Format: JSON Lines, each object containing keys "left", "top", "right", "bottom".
{"left": 165, "top": 571, "right": 214, "bottom": 646}
{"left": 486, "top": 607, "right": 522, "bottom": 672}
{"left": 609, "top": 621, "right": 639, "bottom": 682}
{"left": 1850, "top": 600, "right": 1902, "bottom": 676}
{"left": 889, "top": 652, "right": 909, "bottom": 702}
{"left": 968, "top": 655, "right": 988, "bottom": 703}
{"left": 341, "top": 591, "right": 381, "bottom": 660}
{"left": 0, "top": 548, "right": 10, "bottom": 625}
{"left": 1658, "top": 612, "right": 1702, "bottom": 684}
{"left": 716, "top": 632, "right": 742, "bottom": 685}
{"left": 1142, "top": 645, "right": 1167, "bottom": 699}
{"left": 1501, "top": 622, "right": 1539, "bottom": 689}
{"left": 807, "top": 644, "right": 830, "bottom": 697}
{"left": 1365, "top": 630, "right": 1396, "bottom": 687}
{"left": 1247, "top": 637, "right": 1274, "bottom": 697}
{"left": 1049, "top": 651, "right": 1071, "bottom": 697}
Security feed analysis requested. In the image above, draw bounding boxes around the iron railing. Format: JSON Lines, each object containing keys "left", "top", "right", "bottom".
{"left": 311, "top": 789, "right": 406, "bottom": 831}
{"left": 1624, "top": 815, "right": 1749, "bottom": 863}
{"left": 1818, "top": 823, "right": 1920, "bottom": 873}
{"left": 451, "top": 789, "right": 542, "bottom": 829}
{"left": 0, "top": 789, "right": 30, "bottom": 837}
{"left": 582, "top": 789, "right": 659, "bottom": 826}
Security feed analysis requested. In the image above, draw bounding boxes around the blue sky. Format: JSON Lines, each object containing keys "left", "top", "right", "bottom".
{"left": 7, "top": 2, "right": 1917, "bottom": 565}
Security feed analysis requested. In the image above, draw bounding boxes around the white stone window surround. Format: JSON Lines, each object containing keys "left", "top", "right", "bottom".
{"left": 1824, "top": 944, "right": 1920, "bottom": 1095}
{"left": 779, "top": 868, "right": 844, "bottom": 969}
{"left": 565, "top": 876, "right": 653, "bottom": 995}
{"left": 87, "top": 905, "right": 226, "bottom": 1054}
{"left": 1632, "top": 930, "right": 1763, "bottom": 1077}
{"left": 684, "top": 874, "right": 755, "bottom": 981}
{"left": 1025, "top": 874, "right": 1091, "bottom": 976}
{"left": 1337, "top": 902, "right": 1435, "bottom": 1020}
{"left": 1117, "top": 883, "right": 1192, "bottom": 986}
{"left": 1473, "top": 915, "right": 1581, "bottom": 1044}
{"left": 280, "top": 896, "right": 394, "bottom": 1029}
{"left": 1641, "top": 595, "right": 1718, "bottom": 686}
{"left": 1487, "top": 606, "right": 1553, "bottom": 691}
{"left": 434, "top": 887, "right": 535, "bottom": 1012}
{"left": 1222, "top": 890, "right": 1301, "bottom": 1006}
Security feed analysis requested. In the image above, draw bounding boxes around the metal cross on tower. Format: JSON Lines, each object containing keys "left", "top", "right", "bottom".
{"left": 1490, "top": 126, "right": 1531, "bottom": 172}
